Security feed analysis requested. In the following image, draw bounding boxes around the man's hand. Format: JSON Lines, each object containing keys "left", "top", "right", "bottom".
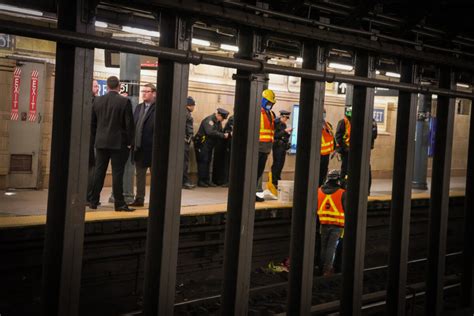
{"left": 285, "top": 127, "right": 293, "bottom": 134}
{"left": 224, "top": 133, "right": 229, "bottom": 139}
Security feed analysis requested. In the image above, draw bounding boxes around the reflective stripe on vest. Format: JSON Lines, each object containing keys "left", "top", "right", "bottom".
{"left": 317, "top": 188, "right": 345, "bottom": 227}
{"left": 321, "top": 121, "right": 335, "bottom": 156}
{"left": 343, "top": 117, "right": 351, "bottom": 147}
{"left": 259, "top": 109, "right": 275, "bottom": 142}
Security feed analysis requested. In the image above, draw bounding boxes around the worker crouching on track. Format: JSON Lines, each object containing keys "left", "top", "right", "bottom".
{"left": 317, "top": 169, "right": 346, "bottom": 276}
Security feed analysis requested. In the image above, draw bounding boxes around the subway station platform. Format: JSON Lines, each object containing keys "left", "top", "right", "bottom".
{"left": 0, "top": 177, "right": 466, "bottom": 228}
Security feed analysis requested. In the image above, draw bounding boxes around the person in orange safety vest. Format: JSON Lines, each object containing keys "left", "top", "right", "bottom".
{"left": 319, "top": 108, "right": 335, "bottom": 186}
{"left": 317, "top": 169, "right": 346, "bottom": 276}
{"left": 256, "top": 89, "right": 276, "bottom": 202}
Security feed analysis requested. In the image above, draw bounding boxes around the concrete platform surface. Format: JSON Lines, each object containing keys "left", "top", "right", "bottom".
{"left": 0, "top": 177, "right": 466, "bottom": 219}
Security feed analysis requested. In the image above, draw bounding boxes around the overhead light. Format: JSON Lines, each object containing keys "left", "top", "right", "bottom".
{"left": 328, "top": 62, "right": 353, "bottom": 71}
{"left": 192, "top": 38, "right": 211, "bottom": 47}
{"left": 95, "top": 21, "right": 108, "bottom": 28}
{"left": 376, "top": 70, "right": 381, "bottom": 75}
{"left": 220, "top": 44, "right": 239, "bottom": 52}
{"left": 385, "top": 71, "right": 401, "bottom": 78}
{"left": 122, "top": 26, "right": 160, "bottom": 37}
{"left": 456, "top": 83, "right": 470, "bottom": 88}
{"left": 376, "top": 87, "right": 389, "bottom": 91}
{"left": 296, "top": 57, "right": 303, "bottom": 63}
{"left": 0, "top": 4, "right": 43, "bottom": 16}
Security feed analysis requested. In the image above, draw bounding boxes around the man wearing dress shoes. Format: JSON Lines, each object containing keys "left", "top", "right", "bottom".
{"left": 115, "top": 205, "right": 136, "bottom": 212}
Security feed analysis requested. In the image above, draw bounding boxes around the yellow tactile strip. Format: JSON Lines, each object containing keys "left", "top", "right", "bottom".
{"left": 0, "top": 190, "right": 465, "bottom": 229}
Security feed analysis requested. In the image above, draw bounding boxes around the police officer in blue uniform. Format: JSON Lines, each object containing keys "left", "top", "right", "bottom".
{"left": 194, "top": 108, "right": 229, "bottom": 187}
{"left": 271, "top": 110, "right": 292, "bottom": 188}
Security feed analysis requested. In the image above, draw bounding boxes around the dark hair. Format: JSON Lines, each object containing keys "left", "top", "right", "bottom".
{"left": 143, "top": 83, "right": 156, "bottom": 92}
{"left": 107, "top": 76, "right": 120, "bottom": 89}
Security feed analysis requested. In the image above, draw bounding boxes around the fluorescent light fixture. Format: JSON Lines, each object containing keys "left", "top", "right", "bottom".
{"left": 95, "top": 21, "right": 108, "bottom": 28}
{"left": 385, "top": 71, "right": 401, "bottom": 78}
{"left": 122, "top": 26, "right": 160, "bottom": 37}
{"left": 376, "top": 87, "right": 389, "bottom": 91}
{"left": 192, "top": 38, "right": 211, "bottom": 47}
{"left": 0, "top": 4, "right": 43, "bottom": 16}
{"left": 296, "top": 57, "right": 303, "bottom": 63}
{"left": 220, "top": 44, "right": 239, "bottom": 52}
{"left": 328, "top": 62, "right": 353, "bottom": 71}
{"left": 375, "top": 70, "right": 380, "bottom": 75}
{"left": 456, "top": 83, "right": 470, "bottom": 88}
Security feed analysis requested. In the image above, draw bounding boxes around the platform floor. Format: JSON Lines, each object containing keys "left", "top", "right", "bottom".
{"left": 0, "top": 177, "right": 466, "bottom": 228}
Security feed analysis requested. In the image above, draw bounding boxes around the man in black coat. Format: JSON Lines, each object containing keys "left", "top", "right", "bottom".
{"left": 194, "top": 108, "right": 229, "bottom": 187}
{"left": 271, "top": 110, "right": 292, "bottom": 188}
{"left": 183, "top": 96, "right": 196, "bottom": 190}
{"left": 89, "top": 76, "right": 135, "bottom": 212}
{"left": 130, "top": 83, "right": 156, "bottom": 206}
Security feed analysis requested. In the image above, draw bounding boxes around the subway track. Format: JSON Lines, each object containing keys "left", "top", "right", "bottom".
{"left": 0, "top": 196, "right": 466, "bottom": 315}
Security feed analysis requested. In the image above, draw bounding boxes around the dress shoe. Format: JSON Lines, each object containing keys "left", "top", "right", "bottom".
{"left": 129, "top": 199, "right": 144, "bottom": 207}
{"left": 221, "top": 183, "right": 229, "bottom": 188}
{"left": 115, "top": 205, "right": 136, "bottom": 212}
{"left": 182, "top": 182, "right": 195, "bottom": 190}
{"left": 197, "top": 181, "right": 209, "bottom": 187}
{"left": 88, "top": 203, "right": 98, "bottom": 209}
{"left": 207, "top": 182, "right": 217, "bottom": 187}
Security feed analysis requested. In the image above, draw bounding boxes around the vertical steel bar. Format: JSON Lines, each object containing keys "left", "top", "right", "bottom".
{"left": 460, "top": 98, "right": 474, "bottom": 308}
{"left": 425, "top": 67, "right": 456, "bottom": 316}
{"left": 41, "top": 0, "right": 95, "bottom": 315}
{"left": 221, "top": 28, "right": 261, "bottom": 315}
{"left": 287, "top": 42, "right": 325, "bottom": 314}
{"left": 142, "top": 12, "right": 190, "bottom": 316}
{"left": 340, "top": 51, "right": 375, "bottom": 316}
{"left": 386, "top": 61, "right": 418, "bottom": 315}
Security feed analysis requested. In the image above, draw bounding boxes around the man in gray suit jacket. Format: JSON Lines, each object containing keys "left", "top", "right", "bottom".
{"left": 89, "top": 76, "right": 135, "bottom": 212}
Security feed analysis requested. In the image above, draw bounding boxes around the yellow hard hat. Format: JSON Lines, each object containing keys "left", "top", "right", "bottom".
{"left": 262, "top": 89, "right": 276, "bottom": 104}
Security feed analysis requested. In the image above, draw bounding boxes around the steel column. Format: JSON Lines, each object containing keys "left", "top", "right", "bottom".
{"left": 287, "top": 42, "right": 325, "bottom": 314}
{"left": 142, "top": 12, "right": 190, "bottom": 316}
{"left": 425, "top": 67, "right": 456, "bottom": 315}
{"left": 221, "top": 28, "right": 262, "bottom": 315}
{"left": 340, "top": 51, "right": 375, "bottom": 316}
{"left": 461, "top": 100, "right": 474, "bottom": 308}
{"left": 41, "top": 0, "right": 95, "bottom": 315}
{"left": 386, "top": 61, "right": 418, "bottom": 315}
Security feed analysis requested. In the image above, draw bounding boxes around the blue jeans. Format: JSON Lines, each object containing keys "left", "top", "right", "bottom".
{"left": 320, "top": 225, "right": 343, "bottom": 273}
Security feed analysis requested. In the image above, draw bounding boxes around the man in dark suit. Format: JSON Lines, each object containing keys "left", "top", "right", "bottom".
{"left": 89, "top": 76, "right": 135, "bottom": 212}
{"left": 130, "top": 83, "right": 156, "bottom": 206}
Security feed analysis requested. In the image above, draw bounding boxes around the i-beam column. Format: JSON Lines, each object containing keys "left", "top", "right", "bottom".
{"left": 221, "top": 28, "right": 262, "bottom": 315}
{"left": 425, "top": 67, "right": 456, "bottom": 315}
{"left": 340, "top": 51, "right": 375, "bottom": 315}
{"left": 41, "top": 0, "right": 95, "bottom": 315}
{"left": 461, "top": 94, "right": 474, "bottom": 311}
{"left": 287, "top": 42, "right": 325, "bottom": 314}
{"left": 142, "top": 12, "right": 190, "bottom": 316}
{"left": 386, "top": 60, "right": 418, "bottom": 315}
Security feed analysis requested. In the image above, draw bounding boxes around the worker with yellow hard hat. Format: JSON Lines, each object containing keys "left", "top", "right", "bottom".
{"left": 256, "top": 89, "right": 276, "bottom": 202}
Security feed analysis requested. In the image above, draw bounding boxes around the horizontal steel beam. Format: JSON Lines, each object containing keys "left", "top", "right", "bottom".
{"left": 0, "top": 19, "right": 472, "bottom": 100}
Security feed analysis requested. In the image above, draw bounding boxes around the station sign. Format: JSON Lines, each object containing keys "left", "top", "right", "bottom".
{"left": 0, "top": 33, "right": 13, "bottom": 50}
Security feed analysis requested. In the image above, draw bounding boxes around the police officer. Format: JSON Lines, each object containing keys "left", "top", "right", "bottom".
{"left": 183, "top": 96, "right": 196, "bottom": 190}
{"left": 320, "top": 108, "right": 335, "bottom": 186}
{"left": 335, "top": 106, "right": 351, "bottom": 181}
{"left": 212, "top": 114, "right": 234, "bottom": 186}
{"left": 256, "top": 89, "right": 276, "bottom": 202}
{"left": 317, "top": 169, "right": 346, "bottom": 276}
{"left": 194, "top": 108, "right": 229, "bottom": 187}
{"left": 271, "top": 110, "right": 292, "bottom": 188}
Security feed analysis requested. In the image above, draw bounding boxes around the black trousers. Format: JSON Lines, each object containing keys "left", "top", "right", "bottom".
{"left": 257, "top": 152, "right": 269, "bottom": 190}
{"left": 87, "top": 165, "right": 95, "bottom": 202}
{"left": 196, "top": 142, "right": 215, "bottom": 183}
{"left": 319, "top": 154, "right": 330, "bottom": 186}
{"left": 212, "top": 139, "right": 227, "bottom": 185}
{"left": 183, "top": 142, "right": 191, "bottom": 184}
{"left": 340, "top": 150, "right": 349, "bottom": 180}
{"left": 271, "top": 146, "right": 286, "bottom": 187}
{"left": 90, "top": 148, "right": 129, "bottom": 208}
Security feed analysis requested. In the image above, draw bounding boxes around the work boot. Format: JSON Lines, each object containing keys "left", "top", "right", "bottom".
{"left": 197, "top": 181, "right": 209, "bottom": 187}
{"left": 256, "top": 192, "right": 265, "bottom": 202}
{"left": 207, "top": 181, "right": 217, "bottom": 187}
{"left": 183, "top": 182, "right": 195, "bottom": 190}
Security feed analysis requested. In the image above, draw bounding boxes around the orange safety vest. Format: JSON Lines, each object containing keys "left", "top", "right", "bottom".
{"left": 259, "top": 108, "right": 275, "bottom": 142}
{"left": 317, "top": 188, "right": 345, "bottom": 227}
{"left": 321, "top": 121, "right": 335, "bottom": 156}
{"left": 343, "top": 117, "right": 351, "bottom": 147}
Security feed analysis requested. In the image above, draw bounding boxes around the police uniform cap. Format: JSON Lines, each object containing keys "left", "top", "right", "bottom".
{"left": 279, "top": 110, "right": 291, "bottom": 116}
{"left": 217, "top": 108, "right": 229, "bottom": 118}
{"left": 187, "top": 96, "right": 196, "bottom": 106}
